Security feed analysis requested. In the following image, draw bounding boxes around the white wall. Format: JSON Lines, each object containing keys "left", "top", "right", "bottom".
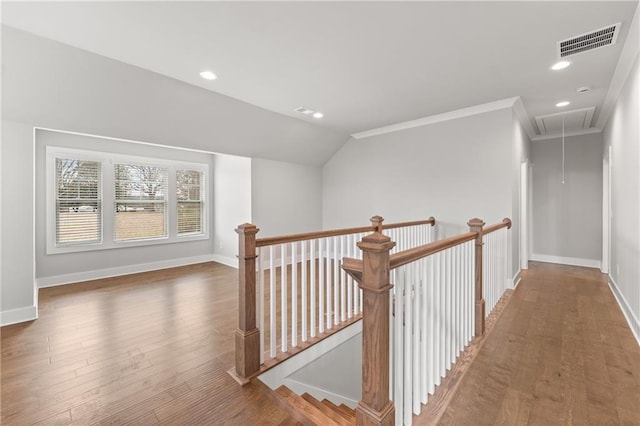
{"left": 603, "top": 54, "right": 640, "bottom": 341}
{"left": 1, "top": 121, "right": 37, "bottom": 325}
{"left": 530, "top": 133, "right": 603, "bottom": 267}
{"left": 34, "top": 129, "right": 216, "bottom": 285}
{"left": 323, "top": 107, "right": 516, "bottom": 277}
{"left": 323, "top": 108, "right": 513, "bottom": 230}
{"left": 213, "top": 153, "right": 252, "bottom": 266}
{"left": 251, "top": 158, "right": 323, "bottom": 238}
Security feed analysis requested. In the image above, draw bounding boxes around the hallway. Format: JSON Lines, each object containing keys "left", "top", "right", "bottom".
{"left": 435, "top": 262, "right": 640, "bottom": 425}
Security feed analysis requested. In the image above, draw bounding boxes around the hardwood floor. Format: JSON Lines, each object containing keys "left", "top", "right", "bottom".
{"left": 435, "top": 262, "right": 640, "bottom": 425}
{"left": 1, "top": 262, "right": 290, "bottom": 425}
{"left": 3, "top": 261, "right": 638, "bottom": 425}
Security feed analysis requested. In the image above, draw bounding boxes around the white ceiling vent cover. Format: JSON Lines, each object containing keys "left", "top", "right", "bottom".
{"left": 557, "top": 23, "right": 621, "bottom": 58}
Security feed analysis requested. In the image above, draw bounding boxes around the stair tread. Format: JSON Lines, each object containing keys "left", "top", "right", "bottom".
{"left": 275, "top": 386, "right": 352, "bottom": 426}
{"left": 321, "top": 399, "right": 354, "bottom": 422}
{"left": 338, "top": 404, "right": 356, "bottom": 421}
{"left": 300, "top": 393, "right": 352, "bottom": 424}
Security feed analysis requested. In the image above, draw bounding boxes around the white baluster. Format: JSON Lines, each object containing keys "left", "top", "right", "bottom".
{"left": 394, "top": 268, "right": 403, "bottom": 426}
{"left": 310, "top": 239, "right": 316, "bottom": 338}
{"left": 419, "top": 256, "right": 427, "bottom": 404}
{"left": 347, "top": 234, "right": 353, "bottom": 319}
{"left": 319, "top": 238, "right": 324, "bottom": 334}
{"left": 412, "top": 262, "right": 420, "bottom": 414}
{"left": 291, "top": 242, "right": 297, "bottom": 348}
{"left": 340, "top": 235, "right": 346, "bottom": 322}
{"left": 445, "top": 249, "right": 453, "bottom": 369}
{"left": 281, "top": 244, "right": 287, "bottom": 352}
{"left": 301, "top": 240, "right": 307, "bottom": 342}
{"left": 258, "top": 246, "right": 264, "bottom": 364}
{"left": 333, "top": 237, "right": 338, "bottom": 326}
{"left": 326, "top": 237, "right": 332, "bottom": 329}
{"left": 270, "top": 245, "right": 276, "bottom": 358}
{"left": 428, "top": 251, "right": 436, "bottom": 394}
{"left": 435, "top": 251, "right": 442, "bottom": 387}
{"left": 404, "top": 267, "right": 412, "bottom": 423}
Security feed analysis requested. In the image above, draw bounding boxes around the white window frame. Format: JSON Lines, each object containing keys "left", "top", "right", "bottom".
{"left": 46, "top": 146, "right": 209, "bottom": 254}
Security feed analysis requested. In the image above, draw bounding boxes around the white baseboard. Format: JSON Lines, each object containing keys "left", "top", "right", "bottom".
{"left": 36, "top": 254, "right": 215, "bottom": 288}
{"left": 1, "top": 305, "right": 38, "bottom": 327}
{"left": 608, "top": 276, "right": 640, "bottom": 346}
{"left": 284, "top": 378, "right": 358, "bottom": 409}
{"left": 512, "top": 270, "right": 522, "bottom": 288}
{"left": 212, "top": 254, "right": 238, "bottom": 268}
{"left": 530, "top": 254, "right": 601, "bottom": 269}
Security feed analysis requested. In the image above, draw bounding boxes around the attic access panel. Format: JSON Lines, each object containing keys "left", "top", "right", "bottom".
{"left": 535, "top": 107, "right": 595, "bottom": 135}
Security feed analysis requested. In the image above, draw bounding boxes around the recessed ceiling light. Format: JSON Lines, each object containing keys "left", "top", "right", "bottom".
{"left": 556, "top": 101, "right": 570, "bottom": 107}
{"left": 295, "top": 106, "right": 323, "bottom": 119}
{"left": 200, "top": 71, "right": 217, "bottom": 80}
{"left": 551, "top": 61, "right": 571, "bottom": 71}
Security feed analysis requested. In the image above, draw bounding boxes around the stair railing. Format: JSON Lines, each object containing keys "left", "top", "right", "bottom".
{"left": 232, "top": 216, "right": 435, "bottom": 384}
{"left": 342, "top": 217, "right": 511, "bottom": 425}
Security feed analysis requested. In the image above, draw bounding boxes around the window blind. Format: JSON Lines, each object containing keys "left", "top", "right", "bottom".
{"left": 176, "top": 169, "right": 203, "bottom": 235}
{"left": 55, "top": 158, "right": 102, "bottom": 245}
{"left": 114, "top": 164, "right": 168, "bottom": 241}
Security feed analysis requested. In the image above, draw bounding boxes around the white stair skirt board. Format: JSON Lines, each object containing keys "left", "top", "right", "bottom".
{"left": 608, "top": 276, "right": 640, "bottom": 346}
{"left": 258, "top": 320, "right": 362, "bottom": 390}
{"left": 36, "top": 254, "right": 215, "bottom": 288}
{"left": 1, "top": 305, "right": 38, "bottom": 327}
{"left": 530, "top": 254, "right": 601, "bottom": 269}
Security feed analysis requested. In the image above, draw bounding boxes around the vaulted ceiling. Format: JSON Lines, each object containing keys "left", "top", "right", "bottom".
{"left": 2, "top": 1, "right": 639, "bottom": 139}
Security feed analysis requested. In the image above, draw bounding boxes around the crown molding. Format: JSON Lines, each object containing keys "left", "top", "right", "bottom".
{"left": 350, "top": 97, "right": 520, "bottom": 140}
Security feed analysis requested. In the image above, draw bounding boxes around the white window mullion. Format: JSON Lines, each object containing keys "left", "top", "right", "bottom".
{"left": 168, "top": 165, "right": 178, "bottom": 240}
{"left": 102, "top": 159, "right": 115, "bottom": 244}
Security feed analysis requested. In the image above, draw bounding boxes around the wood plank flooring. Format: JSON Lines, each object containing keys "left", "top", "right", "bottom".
{"left": 3, "top": 261, "right": 638, "bottom": 425}
{"left": 1, "top": 262, "right": 290, "bottom": 425}
{"left": 433, "top": 262, "right": 640, "bottom": 425}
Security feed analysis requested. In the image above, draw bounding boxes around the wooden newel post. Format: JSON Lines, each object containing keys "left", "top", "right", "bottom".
{"left": 356, "top": 216, "right": 396, "bottom": 426}
{"left": 468, "top": 218, "right": 485, "bottom": 337}
{"left": 235, "top": 223, "right": 260, "bottom": 383}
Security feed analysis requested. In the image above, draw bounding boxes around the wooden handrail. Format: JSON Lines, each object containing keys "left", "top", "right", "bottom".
{"left": 255, "top": 225, "right": 374, "bottom": 247}
{"left": 482, "top": 218, "right": 511, "bottom": 236}
{"left": 389, "top": 232, "right": 476, "bottom": 270}
{"left": 255, "top": 217, "right": 435, "bottom": 247}
{"left": 381, "top": 216, "right": 436, "bottom": 230}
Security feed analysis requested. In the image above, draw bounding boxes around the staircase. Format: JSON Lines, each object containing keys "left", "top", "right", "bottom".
{"left": 275, "top": 385, "right": 355, "bottom": 425}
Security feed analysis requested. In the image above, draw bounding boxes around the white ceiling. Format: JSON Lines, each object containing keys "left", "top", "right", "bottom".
{"left": 2, "top": 1, "right": 639, "bottom": 138}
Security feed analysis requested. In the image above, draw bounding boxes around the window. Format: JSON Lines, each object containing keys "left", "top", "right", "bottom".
{"left": 47, "top": 146, "right": 208, "bottom": 254}
{"left": 176, "top": 169, "right": 203, "bottom": 235}
{"left": 55, "top": 158, "right": 102, "bottom": 245}
{"left": 114, "top": 164, "right": 168, "bottom": 241}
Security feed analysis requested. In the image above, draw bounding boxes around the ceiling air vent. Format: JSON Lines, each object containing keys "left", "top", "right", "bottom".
{"left": 557, "top": 23, "right": 621, "bottom": 58}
